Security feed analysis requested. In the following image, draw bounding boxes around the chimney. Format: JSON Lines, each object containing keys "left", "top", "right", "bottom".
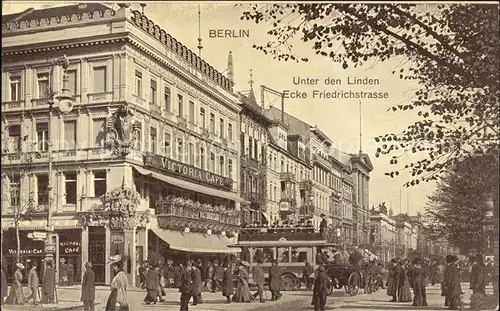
{"left": 227, "top": 51, "right": 234, "bottom": 83}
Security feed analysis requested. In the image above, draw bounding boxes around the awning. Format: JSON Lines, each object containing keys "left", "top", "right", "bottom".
{"left": 151, "top": 228, "right": 241, "bottom": 253}
{"left": 261, "top": 211, "right": 270, "bottom": 222}
{"left": 133, "top": 165, "right": 244, "bottom": 203}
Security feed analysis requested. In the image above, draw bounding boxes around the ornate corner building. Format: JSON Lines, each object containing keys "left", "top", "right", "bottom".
{"left": 1, "top": 4, "right": 243, "bottom": 286}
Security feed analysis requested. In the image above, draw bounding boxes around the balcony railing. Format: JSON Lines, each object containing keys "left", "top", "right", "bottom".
{"left": 312, "top": 153, "right": 331, "bottom": 169}
{"left": 279, "top": 172, "right": 295, "bottom": 181}
{"left": 156, "top": 196, "right": 239, "bottom": 226}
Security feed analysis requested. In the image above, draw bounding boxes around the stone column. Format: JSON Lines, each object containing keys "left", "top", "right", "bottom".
{"left": 81, "top": 227, "right": 89, "bottom": 270}
{"left": 123, "top": 228, "right": 136, "bottom": 287}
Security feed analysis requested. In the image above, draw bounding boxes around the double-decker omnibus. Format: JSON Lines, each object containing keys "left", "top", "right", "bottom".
{"left": 230, "top": 226, "right": 339, "bottom": 290}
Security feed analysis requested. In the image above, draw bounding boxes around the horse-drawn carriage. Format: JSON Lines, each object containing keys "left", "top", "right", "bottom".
{"left": 324, "top": 263, "right": 377, "bottom": 296}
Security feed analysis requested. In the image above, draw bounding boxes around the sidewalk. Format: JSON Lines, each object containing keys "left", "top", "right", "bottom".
{"left": 2, "top": 302, "right": 100, "bottom": 311}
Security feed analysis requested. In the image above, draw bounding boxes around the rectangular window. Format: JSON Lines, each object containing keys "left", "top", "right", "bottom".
{"left": 164, "top": 86, "right": 171, "bottom": 112}
{"left": 199, "top": 108, "right": 206, "bottom": 128}
{"left": 219, "top": 156, "right": 225, "bottom": 176}
{"left": 150, "top": 127, "right": 157, "bottom": 153}
{"left": 64, "top": 120, "right": 77, "bottom": 149}
{"left": 64, "top": 172, "right": 77, "bottom": 204}
{"left": 254, "top": 140, "right": 258, "bottom": 159}
{"left": 93, "top": 67, "right": 106, "bottom": 93}
{"left": 228, "top": 159, "right": 233, "bottom": 179}
{"left": 210, "top": 113, "right": 215, "bottom": 133}
{"left": 177, "top": 139, "right": 183, "bottom": 162}
{"left": 10, "top": 174, "right": 20, "bottom": 208}
{"left": 189, "top": 101, "right": 195, "bottom": 123}
{"left": 92, "top": 118, "right": 106, "bottom": 147}
{"left": 177, "top": 94, "right": 183, "bottom": 117}
{"left": 200, "top": 147, "right": 205, "bottom": 170}
{"left": 37, "top": 73, "right": 49, "bottom": 99}
{"left": 135, "top": 71, "right": 142, "bottom": 97}
{"left": 66, "top": 70, "right": 77, "bottom": 96}
{"left": 10, "top": 76, "right": 21, "bottom": 101}
{"left": 9, "top": 124, "right": 21, "bottom": 152}
{"left": 219, "top": 118, "right": 224, "bottom": 138}
{"left": 189, "top": 143, "right": 194, "bottom": 165}
{"left": 37, "top": 174, "right": 49, "bottom": 206}
{"left": 210, "top": 152, "right": 215, "bottom": 173}
{"left": 94, "top": 171, "right": 107, "bottom": 198}
{"left": 36, "top": 123, "right": 49, "bottom": 152}
{"left": 228, "top": 123, "right": 233, "bottom": 140}
{"left": 150, "top": 79, "right": 157, "bottom": 104}
{"left": 164, "top": 132, "right": 171, "bottom": 155}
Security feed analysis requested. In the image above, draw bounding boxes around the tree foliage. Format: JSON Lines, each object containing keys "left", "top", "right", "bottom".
{"left": 240, "top": 4, "right": 499, "bottom": 186}
{"left": 423, "top": 153, "right": 499, "bottom": 254}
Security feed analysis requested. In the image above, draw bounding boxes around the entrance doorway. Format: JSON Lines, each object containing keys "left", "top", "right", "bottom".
{"left": 89, "top": 227, "right": 106, "bottom": 284}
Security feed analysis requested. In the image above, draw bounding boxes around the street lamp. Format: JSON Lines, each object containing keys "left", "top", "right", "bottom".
{"left": 44, "top": 55, "right": 75, "bottom": 264}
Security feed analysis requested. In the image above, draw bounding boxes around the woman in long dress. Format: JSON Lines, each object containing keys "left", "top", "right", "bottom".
{"left": 410, "top": 258, "right": 428, "bottom": 306}
{"left": 5, "top": 263, "right": 26, "bottom": 305}
{"left": 397, "top": 261, "right": 412, "bottom": 302}
{"left": 232, "top": 262, "right": 254, "bottom": 302}
{"left": 105, "top": 255, "right": 129, "bottom": 311}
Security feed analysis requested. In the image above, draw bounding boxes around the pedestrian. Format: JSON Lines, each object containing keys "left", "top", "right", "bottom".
{"left": 1, "top": 264, "right": 7, "bottom": 305}
{"left": 311, "top": 265, "right": 329, "bottom": 311}
{"left": 319, "top": 214, "right": 327, "bottom": 235}
{"left": 105, "top": 255, "right": 129, "bottom": 311}
{"left": 269, "top": 259, "right": 282, "bottom": 301}
{"left": 166, "top": 260, "right": 175, "bottom": 288}
{"left": 252, "top": 259, "right": 266, "bottom": 303}
{"left": 5, "top": 263, "right": 26, "bottom": 305}
{"left": 179, "top": 261, "right": 193, "bottom": 311}
{"left": 143, "top": 264, "right": 159, "bottom": 304}
{"left": 397, "top": 260, "right": 412, "bottom": 302}
{"left": 386, "top": 259, "right": 398, "bottom": 302}
{"left": 174, "top": 261, "right": 182, "bottom": 289}
{"left": 470, "top": 254, "right": 486, "bottom": 294}
{"left": 81, "top": 262, "right": 96, "bottom": 311}
{"left": 442, "top": 255, "right": 463, "bottom": 310}
{"left": 221, "top": 259, "right": 234, "bottom": 304}
{"left": 59, "top": 258, "right": 68, "bottom": 287}
{"left": 232, "top": 261, "right": 253, "bottom": 302}
{"left": 41, "top": 260, "right": 56, "bottom": 304}
{"left": 191, "top": 261, "right": 203, "bottom": 305}
{"left": 302, "top": 260, "right": 314, "bottom": 290}
{"left": 410, "top": 258, "right": 427, "bottom": 307}
{"left": 27, "top": 261, "right": 40, "bottom": 305}
{"left": 157, "top": 261, "right": 166, "bottom": 301}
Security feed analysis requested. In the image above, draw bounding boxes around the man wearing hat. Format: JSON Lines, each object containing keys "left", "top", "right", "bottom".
{"left": 312, "top": 265, "right": 329, "bottom": 311}
{"left": 81, "top": 262, "right": 95, "bottom": 311}
{"left": 252, "top": 259, "right": 266, "bottom": 303}
{"left": 269, "top": 259, "right": 282, "bottom": 301}
{"left": 42, "top": 260, "right": 56, "bottom": 304}
{"left": 442, "top": 255, "right": 463, "bottom": 309}
{"left": 27, "top": 261, "right": 40, "bottom": 305}
{"left": 5, "top": 263, "right": 25, "bottom": 305}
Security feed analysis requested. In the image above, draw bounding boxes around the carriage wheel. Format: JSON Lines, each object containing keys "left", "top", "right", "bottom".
{"left": 281, "top": 274, "right": 297, "bottom": 291}
{"left": 347, "top": 272, "right": 359, "bottom": 296}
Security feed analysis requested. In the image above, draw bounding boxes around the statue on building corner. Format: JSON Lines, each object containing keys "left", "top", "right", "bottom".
{"left": 106, "top": 104, "right": 140, "bottom": 157}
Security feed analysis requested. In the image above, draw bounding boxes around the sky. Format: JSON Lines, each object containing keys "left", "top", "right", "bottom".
{"left": 2, "top": 1, "right": 439, "bottom": 215}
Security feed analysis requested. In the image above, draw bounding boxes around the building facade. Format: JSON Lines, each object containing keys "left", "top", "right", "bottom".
{"left": 2, "top": 4, "right": 242, "bottom": 285}
{"left": 238, "top": 90, "right": 271, "bottom": 225}
{"left": 369, "top": 203, "right": 396, "bottom": 261}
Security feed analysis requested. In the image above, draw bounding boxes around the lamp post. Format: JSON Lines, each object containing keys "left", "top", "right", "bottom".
{"left": 44, "top": 55, "right": 75, "bottom": 264}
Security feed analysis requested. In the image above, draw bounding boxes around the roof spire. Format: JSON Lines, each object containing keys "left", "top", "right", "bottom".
{"left": 139, "top": 3, "right": 146, "bottom": 14}
{"left": 249, "top": 69, "right": 254, "bottom": 89}
{"left": 197, "top": 4, "right": 203, "bottom": 56}
{"left": 227, "top": 51, "right": 234, "bottom": 83}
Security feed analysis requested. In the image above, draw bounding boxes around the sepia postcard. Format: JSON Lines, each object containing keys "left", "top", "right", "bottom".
{"left": 1, "top": 1, "right": 498, "bottom": 311}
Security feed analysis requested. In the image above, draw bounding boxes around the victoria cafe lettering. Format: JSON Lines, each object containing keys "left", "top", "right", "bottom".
{"left": 144, "top": 154, "right": 233, "bottom": 190}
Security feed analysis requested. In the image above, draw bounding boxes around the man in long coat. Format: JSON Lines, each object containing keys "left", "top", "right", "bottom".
{"left": 311, "top": 265, "right": 329, "bottom": 311}
{"left": 42, "top": 260, "right": 56, "bottom": 304}
{"left": 179, "top": 263, "right": 192, "bottom": 311}
{"left": 252, "top": 260, "right": 266, "bottom": 303}
{"left": 81, "top": 262, "right": 95, "bottom": 311}
{"left": 269, "top": 260, "right": 282, "bottom": 301}
{"left": 144, "top": 265, "right": 159, "bottom": 304}
{"left": 442, "top": 255, "right": 463, "bottom": 309}
{"left": 221, "top": 261, "right": 234, "bottom": 304}
{"left": 27, "top": 261, "right": 40, "bottom": 305}
{"left": 386, "top": 259, "right": 398, "bottom": 302}
{"left": 191, "top": 263, "right": 202, "bottom": 305}
{"left": 470, "top": 254, "right": 486, "bottom": 294}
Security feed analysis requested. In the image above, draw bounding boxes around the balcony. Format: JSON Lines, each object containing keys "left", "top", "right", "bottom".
{"left": 279, "top": 172, "right": 296, "bottom": 181}
{"left": 312, "top": 153, "right": 331, "bottom": 169}
{"left": 155, "top": 196, "right": 240, "bottom": 226}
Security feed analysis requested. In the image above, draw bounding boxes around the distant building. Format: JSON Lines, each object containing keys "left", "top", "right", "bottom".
{"left": 370, "top": 203, "right": 396, "bottom": 261}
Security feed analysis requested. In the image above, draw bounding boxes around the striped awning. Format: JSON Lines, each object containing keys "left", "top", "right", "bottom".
{"left": 151, "top": 228, "right": 241, "bottom": 253}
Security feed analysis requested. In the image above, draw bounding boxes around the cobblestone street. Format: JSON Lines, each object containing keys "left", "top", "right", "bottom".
{"left": 2, "top": 283, "right": 494, "bottom": 311}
